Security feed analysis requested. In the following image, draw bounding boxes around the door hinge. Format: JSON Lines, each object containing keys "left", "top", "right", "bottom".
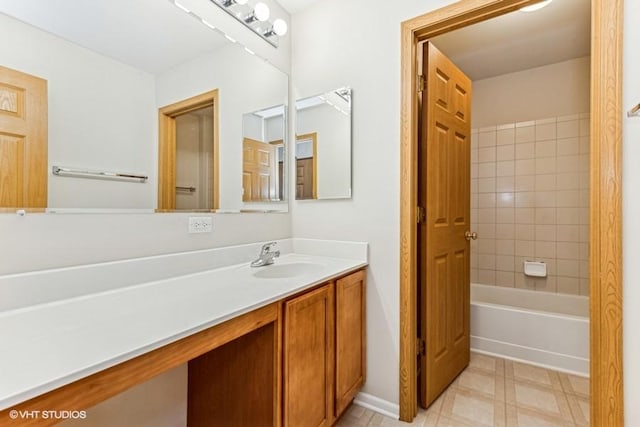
{"left": 416, "top": 206, "right": 425, "bottom": 224}
{"left": 417, "top": 74, "right": 426, "bottom": 93}
{"left": 416, "top": 338, "right": 426, "bottom": 356}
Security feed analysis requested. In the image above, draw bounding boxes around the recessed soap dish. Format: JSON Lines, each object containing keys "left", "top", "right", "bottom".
{"left": 524, "top": 261, "right": 547, "bottom": 277}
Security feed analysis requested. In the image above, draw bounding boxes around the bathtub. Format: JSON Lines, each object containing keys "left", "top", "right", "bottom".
{"left": 470, "top": 283, "right": 589, "bottom": 377}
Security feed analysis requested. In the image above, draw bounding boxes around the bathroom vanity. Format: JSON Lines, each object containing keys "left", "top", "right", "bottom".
{"left": 0, "top": 240, "right": 367, "bottom": 426}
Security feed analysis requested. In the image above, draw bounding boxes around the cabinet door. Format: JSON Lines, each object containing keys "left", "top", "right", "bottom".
{"left": 283, "top": 284, "right": 334, "bottom": 427}
{"left": 335, "top": 270, "right": 366, "bottom": 416}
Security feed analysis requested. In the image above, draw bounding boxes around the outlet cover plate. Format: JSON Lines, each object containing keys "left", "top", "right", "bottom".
{"left": 188, "top": 216, "right": 213, "bottom": 234}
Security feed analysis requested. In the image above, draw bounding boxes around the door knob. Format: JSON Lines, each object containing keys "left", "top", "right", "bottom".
{"left": 465, "top": 231, "right": 478, "bottom": 241}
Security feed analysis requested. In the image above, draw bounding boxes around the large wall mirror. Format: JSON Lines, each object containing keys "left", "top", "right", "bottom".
{"left": 295, "top": 87, "right": 352, "bottom": 200}
{"left": 0, "top": 0, "right": 289, "bottom": 213}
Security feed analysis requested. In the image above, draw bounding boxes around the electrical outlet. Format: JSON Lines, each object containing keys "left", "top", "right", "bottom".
{"left": 188, "top": 216, "right": 213, "bottom": 234}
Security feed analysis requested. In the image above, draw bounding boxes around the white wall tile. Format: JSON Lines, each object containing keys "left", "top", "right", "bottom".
{"left": 472, "top": 112, "right": 590, "bottom": 298}
{"left": 497, "top": 128, "right": 516, "bottom": 146}
{"left": 515, "top": 126, "right": 535, "bottom": 143}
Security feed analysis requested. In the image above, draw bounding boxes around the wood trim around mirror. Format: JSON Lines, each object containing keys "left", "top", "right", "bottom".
{"left": 157, "top": 89, "right": 219, "bottom": 211}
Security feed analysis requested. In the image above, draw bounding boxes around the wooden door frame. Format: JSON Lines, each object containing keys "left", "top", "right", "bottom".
{"left": 399, "top": 0, "right": 623, "bottom": 424}
{"left": 158, "top": 89, "right": 219, "bottom": 211}
{"left": 296, "top": 132, "right": 318, "bottom": 199}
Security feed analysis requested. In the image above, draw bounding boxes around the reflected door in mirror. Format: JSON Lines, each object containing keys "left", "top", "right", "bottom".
{"left": 0, "top": 65, "right": 47, "bottom": 209}
{"left": 242, "top": 105, "right": 286, "bottom": 205}
{"left": 158, "top": 90, "right": 219, "bottom": 211}
{"left": 296, "top": 158, "right": 314, "bottom": 200}
{"left": 295, "top": 133, "right": 317, "bottom": 200}
{"left": 242, "top": 138, "right": 277, "bottom": 202}
{"left": 175, "top": 105, "right": 215, "bottom": 210}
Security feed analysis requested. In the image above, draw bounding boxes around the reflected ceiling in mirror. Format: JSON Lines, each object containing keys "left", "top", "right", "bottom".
{"left": 295, "top": 87, "right": 352, "bottom": 200}
{"left": 0, "top": 0, "right": 289, "bottom": 213}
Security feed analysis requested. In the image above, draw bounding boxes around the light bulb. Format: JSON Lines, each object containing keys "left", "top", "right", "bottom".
{"left": 272, "top": 18, "right": 287, "bottom": 36}
{"left": 254, "top": 2, "right": 270, "bottom": 22}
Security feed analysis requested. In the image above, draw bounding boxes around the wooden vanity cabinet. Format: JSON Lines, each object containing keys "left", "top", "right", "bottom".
{"left": 283, "top": 269, "right": 366, "bottom": 427}
{"left": 283, "top": 283, "right": 335, "bottom": 427}
{"left": 335, "top": 269, "right": 366, "bottom": 417}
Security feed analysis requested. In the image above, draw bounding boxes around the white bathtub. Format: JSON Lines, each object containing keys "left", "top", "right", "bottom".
{"left": 470, "top": 283, "right": 589, "bottom": 377}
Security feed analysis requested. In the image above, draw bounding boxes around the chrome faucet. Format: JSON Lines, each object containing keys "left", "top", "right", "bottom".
{"left": 251, "top": 242, "right": 280, "bottom": 267}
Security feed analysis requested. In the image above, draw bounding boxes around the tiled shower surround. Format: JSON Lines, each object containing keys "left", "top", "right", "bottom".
{"left": 470, "top": 113, "right": 590, "bottom": 296}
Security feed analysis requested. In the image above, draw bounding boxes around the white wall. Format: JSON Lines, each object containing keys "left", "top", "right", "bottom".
{"left": 0, "top": 212, "right": 290, "bottom": 275}
{"left": 471, "top": 56, "right": 590, "bottom": 128}
{"left": 291, "top": 0, "right": 456, "bottom": 406}
{"left": 243, "top": 114, "right": 265, "bottom": 142}
{"left": 266, "top": 115, "right": 284, "bottom": 141}
{"left": 623, "top": 0, "right": 640, "bottom": 425}
{"left": 0, "top": 13, "right": 157, "bottom": 209}
{"left": 297, "top": 103, "right": 351, "bottom": 198}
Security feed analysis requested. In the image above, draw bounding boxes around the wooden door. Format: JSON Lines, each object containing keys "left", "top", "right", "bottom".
{"left": 283, "top": 284, "right": 334, "bottom": 427}
{"left": 335, "top": 270, "right": 366, "bottom": 417}
{"left": 296, "top": 157, "right": 314, "bottom": 200}
{"left": 0, "top": 65, "right": 47, "bottom": 208}
{"left": 418, "top": 42, "right": 471, "bottom": 407}
{"left": 243, "top": 137, "right": 277, "bottom": 202}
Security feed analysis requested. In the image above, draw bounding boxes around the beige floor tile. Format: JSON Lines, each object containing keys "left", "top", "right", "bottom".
{"left": 505, "top": 379, "right": 573, "bottom": 423}
{"left": 505, "top": 404, "right": 575, "bottom": 427}
{"left": 505, "top": 361, "right": 563, "bottom": 391}
{"left": 354, "top": 355, "right": 589, "bottom": 427}
{"left": 566, "top": 393, "right": 589, "bottom": 426}
{"left": 435, "top": 415, "right": 479, "bottom": 426}
{"left": 453, "top": 366, "right": 506, "bottom": 401}
{"left": 558, "top": 373, "right": 590, "bottom": 399}
{"left": 416, "top": 389, "right": 447, "bottom": 427}
{"left": 336, "top": 404, "right": 376, "bottom": 426}
{"left": 469, "top": 352, "right": 505, "bottom": 377}
{"left": 440, "top": 387, "right": 506, "bottom": 427}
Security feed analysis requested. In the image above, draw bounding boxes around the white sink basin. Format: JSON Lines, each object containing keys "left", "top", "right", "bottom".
{"left": 252, "top": 262, "right": 325, "bottom": 279}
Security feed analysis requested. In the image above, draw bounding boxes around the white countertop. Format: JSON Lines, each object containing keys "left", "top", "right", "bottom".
{"left": 0, "top": 249, "right": 367, "bottom": 410}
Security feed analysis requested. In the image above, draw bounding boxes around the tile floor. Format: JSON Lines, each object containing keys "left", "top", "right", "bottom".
{"left": 337, "top": 352, "right": 589, "bottom": 427}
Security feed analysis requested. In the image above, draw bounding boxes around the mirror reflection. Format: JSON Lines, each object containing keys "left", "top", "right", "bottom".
{"left": 0, "top": 0, "right": 289, "bottom": 213}
{"left": 242, "top": 105, "right": 286, "bottom": 203}
{"left": 175, "top": 105, "right": 216, "bottom": 211}
{"left": 295, "top": 87, "right": 352, "bottom": 200}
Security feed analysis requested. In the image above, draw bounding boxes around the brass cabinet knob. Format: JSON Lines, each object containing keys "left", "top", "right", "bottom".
{"left": 465, "top": 231, "right": 478, "bottom": 241}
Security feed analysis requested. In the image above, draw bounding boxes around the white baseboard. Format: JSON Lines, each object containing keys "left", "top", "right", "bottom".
{"left": 471, "top": 335, "right": 589, "bottom": 377}
{"left": 353, "top": 392, "right": 399, "bottom": 420}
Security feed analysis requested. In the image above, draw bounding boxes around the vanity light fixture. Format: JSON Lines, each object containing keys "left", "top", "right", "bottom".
{"left": 209, "top": 0, "right": 287, "bottom": 47}
{"left": 245, "top": 2, "right": 270, "bottom": 23}
{"left": 264, "top": 18, "right": 288, "bottom": 37}
{"left": 221, "top": 0, "right": 248, "bottom": 6}
{"left": 520, "top": 0, "right": 553, "bottom": 12}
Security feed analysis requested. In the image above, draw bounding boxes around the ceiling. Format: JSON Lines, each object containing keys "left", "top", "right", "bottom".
{"left": 430, "top": 0, "right": 590, "bottom": 81}
{"left": 0, "top": 0, "right": 229, "bottom": 74}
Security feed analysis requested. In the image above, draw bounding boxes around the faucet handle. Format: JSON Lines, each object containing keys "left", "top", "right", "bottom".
{"left": 261, "top": 241, "right": 277, "bottom": 254}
